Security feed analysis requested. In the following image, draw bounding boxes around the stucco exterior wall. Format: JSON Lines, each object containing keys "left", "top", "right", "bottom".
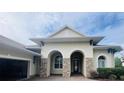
{"left": 41, "top": 42, "right": 93, "bottom": 77}
{"left": 41, "top": 42, "right": 93, "bottom": 58}
{"left": 93, "top": 49, "right": 115, "bottom": 70}
{"left": 29, "top": 59, "right": 37, "bottom": 76}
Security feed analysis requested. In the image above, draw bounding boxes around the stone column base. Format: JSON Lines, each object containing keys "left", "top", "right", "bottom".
{"left": 40, "top": 58, "right": 48, "bottom": 78}
{"left": 86, "top": 58, "right": 93, "bottom": 78}
{"left": 63, "top": 58, "right": 70, "bottom": 78}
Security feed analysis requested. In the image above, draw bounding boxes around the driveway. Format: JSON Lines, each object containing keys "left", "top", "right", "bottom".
{"left": 27, "top": 75, "right": 95, "bottom": 81}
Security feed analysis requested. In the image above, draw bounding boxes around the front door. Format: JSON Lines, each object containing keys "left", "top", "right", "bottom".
{"left": 72, "top": 58, "right": 80, "bottom": 74}
{"left": 71, "top": 51, "right": 83, "bottom": 75}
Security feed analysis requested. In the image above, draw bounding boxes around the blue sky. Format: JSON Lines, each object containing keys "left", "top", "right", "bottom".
{"left": 0, "top": 12, "right": 124, "bottom": 56}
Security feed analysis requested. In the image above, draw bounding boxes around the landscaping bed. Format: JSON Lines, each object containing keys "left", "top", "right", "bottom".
{"left": 90, "top": 67, "right": 124, "bottom": 81}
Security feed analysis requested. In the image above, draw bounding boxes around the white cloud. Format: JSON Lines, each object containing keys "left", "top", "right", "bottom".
{"left": 0, "top": 13, "right": 63, "bottom": 45}
{"left": 0, "top": 13, "right": 34, "bottom": 45}
{"left": 95, "top": 23, "right": 124, "bottom": 46}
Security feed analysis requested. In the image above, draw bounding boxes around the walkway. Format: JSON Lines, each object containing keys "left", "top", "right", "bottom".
{"left": 27, "top": 75, "right": 94, "bottom": 81}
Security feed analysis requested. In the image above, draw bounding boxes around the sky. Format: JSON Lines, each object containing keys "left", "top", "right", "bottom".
{"left": 0, "top": 12, "right": 124, "bottom": 56}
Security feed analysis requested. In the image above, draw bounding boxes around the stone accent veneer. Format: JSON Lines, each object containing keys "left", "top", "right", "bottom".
{"left": 86, "top": 58, "right": 93, "bottom": 77}
{"left": 40, "top": 58, "right": 48, "bottom": 78}
{"left": 63, "top": 58, "right": 70, "bottom": 78}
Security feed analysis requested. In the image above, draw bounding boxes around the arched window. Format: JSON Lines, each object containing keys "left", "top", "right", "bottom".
{"left": 98, "top": 56, "right": 105, "bottom": 68}
{"left": 54, "top": 55, "right": 62, "bottom": 69}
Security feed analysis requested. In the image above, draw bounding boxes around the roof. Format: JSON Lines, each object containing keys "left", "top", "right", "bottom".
{"left": 48, "top": 25, "right": 86, "bottom": 38}
{"left": 30, "top": 36, "right": 104, "bottom": 45}
{"left": 30, "top": 26, "right": 104, "bottom": 45}
{"left": 93, "top": 45, "right": 123, "bottom": 52}
{"left": 0, "top": 35, "right": 41, "bottom": 56}
{"left": 25, "top": 45, "right": 41, "bottom": 50}
{"left": 0, "top": 35, "right": 25, "bottom": 49}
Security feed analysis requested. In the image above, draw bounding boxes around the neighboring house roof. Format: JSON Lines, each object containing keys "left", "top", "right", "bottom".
{"left": 93, "top": 45, "right": 123, "bottom": 52}
{"left": 0, "top": 35, "right": 41, "bottom": 56}
{"left": 30, "top": 26, "right": 104, "bottom": 45}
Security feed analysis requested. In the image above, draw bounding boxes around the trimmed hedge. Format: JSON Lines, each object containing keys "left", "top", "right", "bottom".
{"left": 97, "top": 67, "right": 124, "bottom": 79}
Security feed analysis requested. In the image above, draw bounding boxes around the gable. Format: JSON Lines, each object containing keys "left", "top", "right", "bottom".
{"left": 49, "top": 26, "right": 85, "bottom": 38}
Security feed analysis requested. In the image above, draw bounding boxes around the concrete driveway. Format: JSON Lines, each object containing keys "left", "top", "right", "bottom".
{"left": 27, "top": 75, "right": 94, "bottom": 81}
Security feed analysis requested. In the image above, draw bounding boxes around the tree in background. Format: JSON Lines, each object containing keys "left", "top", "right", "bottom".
{"left": 115, "top": 57, "right": 122, "bottom": 67}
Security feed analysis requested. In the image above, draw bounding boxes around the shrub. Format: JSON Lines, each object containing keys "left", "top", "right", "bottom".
{"left": 110, "top": 67, "right": 124, "bottom": 79}
{"left": 90, "top": 71, "right": 99, "bottom": 79}
{"left": 97, "top": 68, "right": 112, "bottom": 78}
{"left": 108, "top": 74, "right": 117, "bottom": 80}
{"left": 120, "top": 76, "right": 124, "bottom": 80}
{"left": 97, "top": 67, "right": 124, "bottom": 79}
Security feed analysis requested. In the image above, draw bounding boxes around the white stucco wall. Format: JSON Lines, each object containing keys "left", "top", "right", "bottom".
{"left": 93, "top": 49, "right": 115, "bottom": 70}
{"left": 0, "top": 46, "right": 37, "bottom": 77}
{"left": 42, "top": 41, "right": 115, "bottom": 76}
{"left": 42, "top": 42, "right": 93, "bottom": 76}
{"left": 41, "top": 42, "right": 93, "bottom": 58}
{"left": 29, "top": 59, "right": 37, "bottom": 76}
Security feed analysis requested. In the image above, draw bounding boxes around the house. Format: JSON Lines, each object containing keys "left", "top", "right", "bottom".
{"left": 30, "top": 26, "right": 122, "bottom": 78}
{"left": 0, "top": 26, "right": 122, "bottom": 80}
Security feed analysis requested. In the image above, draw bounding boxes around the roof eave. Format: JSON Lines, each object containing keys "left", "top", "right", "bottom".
{"left": 93, "top": 45, "right": 123, "bottom": 52}
{"left": 25, "top": 46, "right": 41, "bottom": 50}
{"left": 25, "top": 49, "right": 41, "bottom": 56}
{"left": 88, "top": 36, "right": 105, "bottom": 44}
{"left": 30, "top": 36, "right": 104, "bottom": 44}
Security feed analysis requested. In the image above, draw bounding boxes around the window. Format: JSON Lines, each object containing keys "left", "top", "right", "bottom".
{"left": 54, "top": 55, "right": 63, "bottom": 69}
{"left": 98, "top": 56, "right": 105, "bottom": 68}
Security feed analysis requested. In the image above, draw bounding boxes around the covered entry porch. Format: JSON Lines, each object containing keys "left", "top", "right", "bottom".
{"left": 46, "top": 50, "right": 84, "bottom": 77}
{"left": 40, "top": 50, "right": 93, "bottom": 78}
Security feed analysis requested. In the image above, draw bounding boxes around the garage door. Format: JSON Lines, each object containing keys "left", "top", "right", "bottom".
{"left": 0, "top": 58, "right": 28, "bottom": 81}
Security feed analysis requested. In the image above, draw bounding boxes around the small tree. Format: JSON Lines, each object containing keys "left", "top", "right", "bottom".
{"left": 115, "top": 57, "right": 122, "bottom": 67}
{"left": 120, "top": 52, "right": 124, "bottom": 66}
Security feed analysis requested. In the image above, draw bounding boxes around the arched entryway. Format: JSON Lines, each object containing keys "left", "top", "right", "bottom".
{"left": 70, "top": 51, "right": 84, "bottom": 76}
{"left": 49, "top": 51, "right": 63, "bottom": 75}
